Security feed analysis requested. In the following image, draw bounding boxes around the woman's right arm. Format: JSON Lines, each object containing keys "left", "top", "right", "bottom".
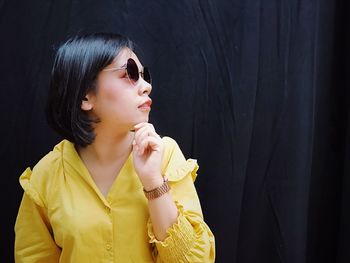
{"left": 15, "top": 193, "right": 61, "bottom": 263}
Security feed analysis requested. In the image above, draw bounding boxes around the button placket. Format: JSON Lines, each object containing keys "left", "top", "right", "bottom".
{"left": 105, "top": 199, "right": 113, "bottom": 260}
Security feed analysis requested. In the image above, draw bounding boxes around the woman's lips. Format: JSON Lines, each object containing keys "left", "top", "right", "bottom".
{"left": 138, "top": 99, "right": 152, "bottom": 111}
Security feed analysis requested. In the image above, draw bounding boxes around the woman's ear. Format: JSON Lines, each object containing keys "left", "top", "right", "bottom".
{"left": 81, "top": 94, "right": 94, "bottom": 111}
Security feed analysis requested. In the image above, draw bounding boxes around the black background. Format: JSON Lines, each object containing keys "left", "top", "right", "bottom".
{"left": 1, "top": 0, "right": 350, "bottom": 262}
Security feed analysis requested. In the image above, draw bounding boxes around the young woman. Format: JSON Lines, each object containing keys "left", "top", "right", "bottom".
{"left": 15, "top": 33, "right": 215, "bottom": 263}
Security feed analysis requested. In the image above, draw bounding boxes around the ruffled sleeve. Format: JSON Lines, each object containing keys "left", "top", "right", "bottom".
{"left": 15, "top": 168, "right": 61, "bottom": 262}
{"left": 19, "top": 168, "right": 46, "bottom": 207}
{"left": 147, "top": 137, "right": 215, "bottom": 263}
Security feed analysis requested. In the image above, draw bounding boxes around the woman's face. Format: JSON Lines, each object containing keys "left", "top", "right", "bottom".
{"left": 83, "top": 48, "right": 152, "bottom": 132}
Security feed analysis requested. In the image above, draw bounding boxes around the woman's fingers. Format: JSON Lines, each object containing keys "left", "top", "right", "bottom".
{"left": 134, "top": 122, "right": 155, "bottom": 132}
{"left": 136, "top": 136, "right": 161, "bottom": 156}
{"left": 134, "top": 126, "right": 152, "bottom": 145}
{"left": 133, "top": 123, "right": 160, "bottom": 155}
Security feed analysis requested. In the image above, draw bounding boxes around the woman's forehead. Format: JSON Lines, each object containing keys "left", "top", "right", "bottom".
{"left": 112, "top": 48, "right": 143, "bottom": 69}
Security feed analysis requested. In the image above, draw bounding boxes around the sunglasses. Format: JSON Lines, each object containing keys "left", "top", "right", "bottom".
{"left": 103, "top": 58, "right": 151, "bottom": 85}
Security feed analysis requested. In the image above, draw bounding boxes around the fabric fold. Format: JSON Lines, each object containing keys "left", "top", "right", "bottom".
{"left": 147, "top": 201, "right": 213, "bottom": 262}
{"left": 165, "top": 158, "right": 199, "bottom": 182}
{"left": 19, "top": 168, "right": 45, "bottom": 208}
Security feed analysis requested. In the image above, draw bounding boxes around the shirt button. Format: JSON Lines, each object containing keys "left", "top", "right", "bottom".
{"left": 105, "top": 206, "right": 111, "bottom": 213}
{"left": 106, "top": 244, "right": 112, "bottom": 251}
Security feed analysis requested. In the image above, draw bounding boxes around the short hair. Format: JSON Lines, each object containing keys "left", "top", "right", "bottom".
{"left": 46, "top": 33, "right": 134, "bottom": 147}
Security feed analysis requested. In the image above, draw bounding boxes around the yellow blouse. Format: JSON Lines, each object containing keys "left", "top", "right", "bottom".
{"left": 15, "top": 137, "right": 215, "bottom": 263}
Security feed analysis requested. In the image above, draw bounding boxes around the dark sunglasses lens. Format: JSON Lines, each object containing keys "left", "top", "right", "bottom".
{"left": 143, "top": 67, "right": 151, "bottom": 84}
{"left": 127, "top": 59, "right": 139, "bottom": 82}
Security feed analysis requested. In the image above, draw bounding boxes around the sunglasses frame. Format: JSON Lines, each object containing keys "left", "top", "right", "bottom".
{"left": 102, "top": 58, "right": 151, "bottom": 85}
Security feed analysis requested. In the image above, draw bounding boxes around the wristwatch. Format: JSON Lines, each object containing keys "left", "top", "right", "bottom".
{"left": 143, "top": 178, "right": 170, "bottom": 200}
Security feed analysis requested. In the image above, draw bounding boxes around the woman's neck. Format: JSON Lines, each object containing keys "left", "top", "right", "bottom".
{"left": 78, "top": 129, "right": 134, "bottom": 165}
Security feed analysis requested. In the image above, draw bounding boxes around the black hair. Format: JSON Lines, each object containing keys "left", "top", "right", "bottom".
{"left": 46, "top": 33, "right": 134, "bottom": 147}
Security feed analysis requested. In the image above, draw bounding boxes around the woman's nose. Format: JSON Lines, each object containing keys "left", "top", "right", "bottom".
{"left": 138, "top": 78, "right": 152, "bottom": 95}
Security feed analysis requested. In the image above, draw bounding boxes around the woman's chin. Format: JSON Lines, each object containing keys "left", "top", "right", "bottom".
{"left": 129, "top": 119, "right": 149, "bottom": 131}
{"left": 135, "top": 116, "right": 149, "bottom": 124}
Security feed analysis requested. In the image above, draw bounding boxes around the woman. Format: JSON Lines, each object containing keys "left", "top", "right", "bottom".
{"left": 15, "top": 33, "right": 215, "bottom": 263}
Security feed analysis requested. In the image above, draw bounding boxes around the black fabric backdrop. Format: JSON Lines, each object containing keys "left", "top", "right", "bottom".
{"left": 1, "top": 0, "right": 350, "bottom": 262}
